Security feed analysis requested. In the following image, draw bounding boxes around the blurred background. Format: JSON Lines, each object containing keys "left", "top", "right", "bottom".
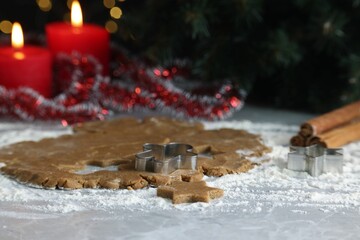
{"left": 1, "top": 0, "right": 360, "bottom": 114}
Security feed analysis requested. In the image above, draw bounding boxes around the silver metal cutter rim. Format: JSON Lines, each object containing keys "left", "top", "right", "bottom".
{"left": 287, "top": 144, "right": 343, "bottom": 177}
{"left": 135, "top": 142, "right": 198, "bottom": 174}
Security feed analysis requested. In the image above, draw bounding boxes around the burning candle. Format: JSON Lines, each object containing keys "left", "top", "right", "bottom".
{"left": 0, "top": 22, "right": 52, "bottom": 97}
{"left": 45, "top": 0, "right": 110, "bottom": 76}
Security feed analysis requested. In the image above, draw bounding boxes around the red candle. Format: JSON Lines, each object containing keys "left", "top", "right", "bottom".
{"left": 45, "top": 0, "right": 110, "bottom": 76}
{"left": 0, "top": 22, "right": 52, "bottom": 98}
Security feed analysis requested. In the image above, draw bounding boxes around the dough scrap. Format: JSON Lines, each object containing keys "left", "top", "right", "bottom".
{"left": 157, "top": 181, "right": 224, "bottom": 204}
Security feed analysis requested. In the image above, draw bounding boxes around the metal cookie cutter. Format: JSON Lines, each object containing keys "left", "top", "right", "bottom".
{"left": 287, "top": 144, "right": 343, "bottom": 177}
{"left": 135, "top": 143, "right": 197, "bottom": 174}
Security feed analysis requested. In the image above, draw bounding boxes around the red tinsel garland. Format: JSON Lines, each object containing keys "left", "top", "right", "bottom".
{"left": 0, "top": 48, "right": 245, "bottom": 125}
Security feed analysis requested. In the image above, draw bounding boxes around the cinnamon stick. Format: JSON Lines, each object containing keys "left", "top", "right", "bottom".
{"left": 300, "top": 100, "right": 360, "bottom": 136}
{"left": 305, "top": 121, "right": 360, "bottom": 148}
{"left": 290, "top": 134, "right": 306, "bottom": 147}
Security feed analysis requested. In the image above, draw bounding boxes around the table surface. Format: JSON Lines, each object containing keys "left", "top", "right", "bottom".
{"left": 1, "top": 105, "right": 359, "bottom": 240}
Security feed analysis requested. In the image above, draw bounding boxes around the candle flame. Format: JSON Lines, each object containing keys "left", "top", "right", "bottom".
{"left": 11, "top": 22, "right": 24, "bottom": 49}
{"left": 71, "top": 0, "right": 83, "bottom": 27}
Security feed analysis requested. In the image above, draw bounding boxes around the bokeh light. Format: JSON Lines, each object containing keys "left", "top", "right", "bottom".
{"left": 110, "top": 7, "right": 122, "bottom": 19}
{"left": 37, "top": 0, "right": 52, "bottom": 12}
{"left": 105, "top": 20, "right": 118, "bottom": 33}
{"left": 67, "top": 0, "right": 72, "bottom": 9}
{"left": 103, "top": 0, "right": 115, "bottom": 9}
{"left": 0, "top": 20, "right": 12, "bottom": 34}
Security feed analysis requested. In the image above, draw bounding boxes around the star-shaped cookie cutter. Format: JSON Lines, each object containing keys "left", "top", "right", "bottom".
{"left": 287, "top": 144, "right": 343, "bottom": 177}
{"left": 135, "top": 143, "right": 197, "bottom": 174}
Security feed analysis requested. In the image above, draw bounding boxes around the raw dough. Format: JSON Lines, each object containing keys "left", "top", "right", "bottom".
{"left": 0, "top": 117, "right": 270, "bottom": 193}
{"left": 157, "top": 181, "right": 224, "bottom": 204}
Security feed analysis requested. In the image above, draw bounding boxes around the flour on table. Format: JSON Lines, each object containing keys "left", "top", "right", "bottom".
{"left": 0, "top": 120, "right": 359, "bottom": 218}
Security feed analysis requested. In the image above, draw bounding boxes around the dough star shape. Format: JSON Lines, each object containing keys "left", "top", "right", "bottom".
{"left": 157, "top": 181, "right": 224, "bottom": 204}
{"left": 0, "top": 117, "right": 270, "bottom": 193}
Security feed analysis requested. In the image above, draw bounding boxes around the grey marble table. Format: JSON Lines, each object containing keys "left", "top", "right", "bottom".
{"left": 1, "top": 105, "right": 359, "bottom": 240}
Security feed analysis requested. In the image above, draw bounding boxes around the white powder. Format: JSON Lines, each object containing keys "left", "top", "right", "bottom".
{"left": 0, "top": 120, "right": 359, "bottom": 218}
